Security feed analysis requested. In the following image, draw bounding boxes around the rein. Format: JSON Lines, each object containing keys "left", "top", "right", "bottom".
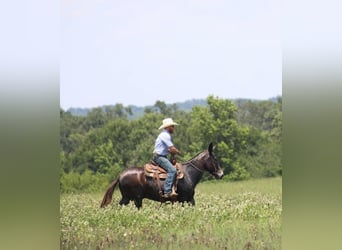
{"left": 185, "top": 160, "right": 204, "bottom": 173}
{"left": 182, "top": 151, "right": 209, "bottom": 174}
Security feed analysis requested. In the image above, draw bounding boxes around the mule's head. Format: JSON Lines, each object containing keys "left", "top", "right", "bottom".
{"left": 205, "top": 142, "right": 224, "bottom": 179}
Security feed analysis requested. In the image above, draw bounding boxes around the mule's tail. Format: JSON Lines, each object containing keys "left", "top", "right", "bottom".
{"left": 100, "top": 177, "right": 119, "bottom": 208}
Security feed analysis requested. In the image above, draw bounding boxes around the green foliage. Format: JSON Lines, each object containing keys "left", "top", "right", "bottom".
{"left": 126, "top": 113, "right": 161, "bottom": 166}
{"left": 94, "top": 140, "right": 120, "bottom": 173}
{"left": 235, "top": 97, "right": 282, "bottom": 132}
{"left": 60, "top": 96, "right": 282, "bottom": 191}
{"left": 60, "top": 170, "right": 109, "bottom": 193}
{"left": 238, "top": 127, "right": 282, "bottom": 178}
{"left": 188, "top": 96, "right": 251, "bottom": 179}
{"left": 235, "top": 97, "right": 282, "bottom": 178}
{"left": 85, "top": 107, "right": 106, "bottom": 129}
{"left": 224, "top": 162, "right": 251, "bottom": 181}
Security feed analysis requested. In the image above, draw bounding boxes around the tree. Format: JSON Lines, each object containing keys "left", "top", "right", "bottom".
{"left": 188, "top": 96, "right": 250, "bottom": 179}
{"left": 84, "top": 107, "right": 106, "bottom": 130}
{"left": 239, "top": 128, "right": 282, "bottom": 177}
{"left": 104, "top": 104, "right": 133, "bottom": 120}
{"left": 154, "top": 100, "right": 171, "bottom": 116}
{"left": 60, "top": 96, "right": 282, "bottom": 192}
{"left": 94, "top": 140, "right": 120, "bottom": 173}
{"left": 127, "top": 113, "right": 161, "bottom": 166}
{"left": 235, "top": 97, "right": 282, "bottom": 178}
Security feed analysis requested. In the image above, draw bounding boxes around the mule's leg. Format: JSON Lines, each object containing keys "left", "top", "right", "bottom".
{"left": 119, "top": 197, "right": 130, "bottom": 206}
{"left": 134, "top": 198, "right": 143, "bottom": 209}
{"left": 188, "top": 198, "right": 195, "bottom": 206}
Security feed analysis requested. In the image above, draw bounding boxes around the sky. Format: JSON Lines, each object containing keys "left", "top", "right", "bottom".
{"left": 60, "top": 0, "right": 281, "bottom": 110}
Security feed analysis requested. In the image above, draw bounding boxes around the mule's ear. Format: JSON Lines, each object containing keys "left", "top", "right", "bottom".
{"left": 208, "top": 142, "right": 216, "bottom": 155}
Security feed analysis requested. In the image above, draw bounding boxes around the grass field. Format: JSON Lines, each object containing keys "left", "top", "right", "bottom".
{"left": 60, "top": 177, "right": 282, "bottom": 249}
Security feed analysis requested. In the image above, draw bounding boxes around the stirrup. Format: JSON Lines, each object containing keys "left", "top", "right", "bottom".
{"left": 162, "top": 192, "right": 178, "bottom": 199}
{"left": 171, "top": 191, "right": 178, "bottom": 196}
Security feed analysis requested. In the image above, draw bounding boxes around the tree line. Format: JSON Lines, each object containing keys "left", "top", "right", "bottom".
{"left": 60, "top": 95, "right": 282, "bottom": 193}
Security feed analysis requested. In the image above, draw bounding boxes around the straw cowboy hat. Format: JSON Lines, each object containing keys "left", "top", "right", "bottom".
{"left": 158, "top": 118, "right": 179, "bottom": 130}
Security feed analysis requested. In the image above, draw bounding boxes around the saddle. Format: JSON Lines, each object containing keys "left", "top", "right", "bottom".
{"left": 144, "top": 161, "right": 183, "bottom": 200}
{"left": 144, "top": 161, "right": 184, "bottom": 180}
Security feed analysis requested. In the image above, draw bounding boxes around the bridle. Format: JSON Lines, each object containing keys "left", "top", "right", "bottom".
{"left": 183, "top": 151, "right": 218, "bottom": 175}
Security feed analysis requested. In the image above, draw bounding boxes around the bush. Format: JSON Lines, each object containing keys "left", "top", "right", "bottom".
{"left": 60, "top": 170, "right": 110, "bottom": 193}
{"left": 224, "top": 162, "right": 251, "bottom": 181}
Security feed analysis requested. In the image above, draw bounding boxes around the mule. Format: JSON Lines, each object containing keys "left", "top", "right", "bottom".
{"left": 100, "top": 142, "right": 224, "bottom": 209}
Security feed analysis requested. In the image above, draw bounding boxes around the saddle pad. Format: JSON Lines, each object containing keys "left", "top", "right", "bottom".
{"left": 145, "top": 163, "right": 167, "bottom": 174}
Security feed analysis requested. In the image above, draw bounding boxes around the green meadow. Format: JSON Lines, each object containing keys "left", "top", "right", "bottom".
{"left": 60, "top": 177, "right": 281, "bottom": 249}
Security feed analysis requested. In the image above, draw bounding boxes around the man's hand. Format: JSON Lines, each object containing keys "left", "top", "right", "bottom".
{"left": 169, "top": 146, "right": 181, "bottom": 155}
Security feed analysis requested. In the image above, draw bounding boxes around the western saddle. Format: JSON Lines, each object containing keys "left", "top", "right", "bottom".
{"left": 144, "top": 161, "right": 184, "bottom": 198}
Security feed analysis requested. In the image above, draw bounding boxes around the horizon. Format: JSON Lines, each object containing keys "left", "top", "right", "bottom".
{"left": 62, "top": 95, "right": 281, "bottom": 111}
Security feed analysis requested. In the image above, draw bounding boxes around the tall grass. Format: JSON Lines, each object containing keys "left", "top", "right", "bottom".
{"left": 60, "top": 177, "right": 281, "bottom": 249}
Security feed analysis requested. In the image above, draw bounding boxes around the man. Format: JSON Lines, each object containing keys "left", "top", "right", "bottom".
{"left": 152, "top": 118, "right": 181, "bottom": 199}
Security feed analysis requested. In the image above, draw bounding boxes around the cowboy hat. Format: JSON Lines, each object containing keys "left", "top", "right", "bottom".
{"left": 158, "top": 118, "right": 179, "bottom": 130}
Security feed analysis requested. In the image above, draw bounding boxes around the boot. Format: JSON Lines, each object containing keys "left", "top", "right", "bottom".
{"left": 171, "top": 185, "right": 178, "bottom": 197}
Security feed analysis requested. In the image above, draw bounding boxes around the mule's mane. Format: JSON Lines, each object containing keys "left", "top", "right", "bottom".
{"left": 182, "top": 150, "right": 208, "bottom": 165}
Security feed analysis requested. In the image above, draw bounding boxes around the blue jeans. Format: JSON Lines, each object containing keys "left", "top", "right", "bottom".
{"left": 154, "top": 156, "right": 177, "bottom": 194}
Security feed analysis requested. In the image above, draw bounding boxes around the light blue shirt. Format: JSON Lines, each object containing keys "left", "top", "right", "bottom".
{"left": 153, "top": 129, "right": 173, "bottom": 156}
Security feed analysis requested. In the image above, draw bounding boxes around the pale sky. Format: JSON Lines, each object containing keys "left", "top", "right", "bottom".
{"left": 60, "top": 0, "right": 281, "bottom": 110}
